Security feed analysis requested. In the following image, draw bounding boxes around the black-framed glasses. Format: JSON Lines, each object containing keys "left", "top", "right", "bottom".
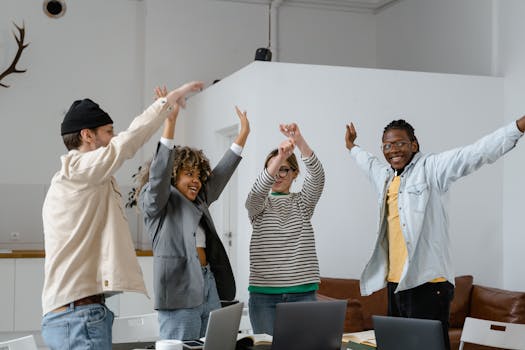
{"left": 381, "top": 141, "right": 411, "bottom": 152}
{"left": 276, "top": 167, "right": 293, "bottom": 178}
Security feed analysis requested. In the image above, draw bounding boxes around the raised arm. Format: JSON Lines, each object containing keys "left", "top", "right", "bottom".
{"left": 234, "top": 106, "right": 250, "bottom": 147}
{"left": 165, "top": 81, "right": 204, "bottom": 108}
{"left": 155, "top": 85, "right": 180, "bottom": 140}
{"left": 245, "top": 139, "right": 295, "bottom": 220}
{"left": 280, "top": 123, "right": 324, "bottom": 215}
{"left": 201, "top": 106, "right": 249, "bottom": 204}
{"left": 71, "top": 81, "right": 202, "bottom": 184}
{"left": 267, "top": 138, "right": 295, "bottom": 177}
{"left": 345, "top": 122, "right": 391, "bottom": 194}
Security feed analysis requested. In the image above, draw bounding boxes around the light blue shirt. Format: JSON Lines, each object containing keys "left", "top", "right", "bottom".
{"left": 350, "top": 121, "right": 523, "bottom": 296}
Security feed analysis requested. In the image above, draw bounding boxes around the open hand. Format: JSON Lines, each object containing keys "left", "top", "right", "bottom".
{"left": 278, "top": 138, "right": 295, "bottom": 159}
{"left": 234, "top": 106, "right": 250, "bottom": 147}
{"left": 345, "top": 123, "right": 357, "bottom": 150}
{"left": 155, "top": 86, "right": 179, "bottom": 122}
{"left": 279, "top": 123, "right": 303, "bottom": 143}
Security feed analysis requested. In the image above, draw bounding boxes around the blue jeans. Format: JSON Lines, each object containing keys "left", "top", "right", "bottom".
{"left": 157, "top": 265, "right": 221, "bottom": 340}
{"left": 41, "top": 303, "right": 114, "bottom": 350}
{"left": 249, "top": 291, "right": 317, "bottom": 335}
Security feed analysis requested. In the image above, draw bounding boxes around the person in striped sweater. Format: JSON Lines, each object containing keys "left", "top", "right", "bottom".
{"left": 245, "top": 123, "right": 325, "bottom": 335}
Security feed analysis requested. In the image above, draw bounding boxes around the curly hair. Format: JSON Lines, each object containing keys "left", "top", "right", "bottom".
{"left": 383, "top": 119, "right": 420, "bottom": 152}
{"left": 126, "top": 146, "right": 211, "bottom": 208}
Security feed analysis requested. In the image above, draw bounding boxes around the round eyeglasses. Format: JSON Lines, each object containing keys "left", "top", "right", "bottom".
{"left": 275, "top": 167, "right": 294, "bottom": 178}
{"left": 381, "top": 141, "right": 411, "bottom": 152}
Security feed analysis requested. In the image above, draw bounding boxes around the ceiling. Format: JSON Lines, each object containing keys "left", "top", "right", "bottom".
{"left": 212, "top": 0, "right": 401, "bottom": 13}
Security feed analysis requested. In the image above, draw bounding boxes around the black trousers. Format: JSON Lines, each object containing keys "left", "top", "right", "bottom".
{"left": 387, "top": 281, "right": 454, "bottom": 350}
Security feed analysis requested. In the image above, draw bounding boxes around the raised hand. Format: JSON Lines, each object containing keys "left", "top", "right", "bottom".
{"left": 166, "top": 81, "right": 204, "bottom": 108}
{"left": 266, "top": 138, "right": 296, "bottom": 176}
{"left": 279, "top": 123, "right": 302, "bottom": 142}
{"left": 234, "top": 106, "right": 250, "bottom": 147}
{"left": 154, "top": 85, "right": 168, "bottom": 99}
{"left": 345, "top": 123, "right": 357, "bottom": 150}
{"left": 280, "top": 123, "right": 312, "bottom": 157}
{"left": 278, "top": 138, "right": 295, "bottom": 159}
{"left": 517, "top": 115, "right": 525, "bottom": 133}
{"left": 155, "top": 86, "right": 179, "bottom": 123}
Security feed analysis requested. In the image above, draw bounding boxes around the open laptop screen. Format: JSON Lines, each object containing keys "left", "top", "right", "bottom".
{"left": 202, "top": 302, "right": 243, "bottom": 350}
{"left": 373, "top": 316, "right": 446, "bottom": 350}
{"left": 271, "top": 300, "right": 347, "bottom": 350}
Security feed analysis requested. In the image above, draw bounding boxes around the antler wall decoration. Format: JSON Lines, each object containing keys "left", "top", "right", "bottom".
{"left": 0, "top": 23, "right": 29, "bottom": 88}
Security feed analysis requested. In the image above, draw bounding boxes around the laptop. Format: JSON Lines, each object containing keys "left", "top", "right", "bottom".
{"left": 372, "top": 315, "right": 446, "bottom": 350}
{"left": 269, "top": 300, "right": 347, "bottom": 350}
{"left": 184, "top": 302, "right": 243, "bottom": 350}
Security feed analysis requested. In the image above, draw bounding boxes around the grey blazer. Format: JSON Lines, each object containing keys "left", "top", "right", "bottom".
{"left": 139, "top": 143, "right": 241, "bottom": 310}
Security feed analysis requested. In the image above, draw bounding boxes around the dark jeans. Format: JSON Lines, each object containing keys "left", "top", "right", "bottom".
{"left": 387, "top": 281, "right": 454, "bottom": 350}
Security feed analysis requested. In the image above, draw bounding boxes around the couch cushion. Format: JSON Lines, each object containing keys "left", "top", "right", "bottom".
{"left": 470, "top": 284, "right": 525, "bottom": 323}
{"left": 319, "top": 277, "right": 388, "bottom": 330}
{"left": 319, "top": 277, "right": 361, "bottom": 299}
{"left": 359, "top": 288, "right": 388, "bottom": 330}
{"left": 449, "top": 275, "right": 473, "bottom": 328}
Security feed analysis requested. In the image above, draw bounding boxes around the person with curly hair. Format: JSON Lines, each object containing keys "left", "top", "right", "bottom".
{"left": 344, "top": 116, "right": 525, "bottom": 350}
{"left": 132, "top": 87, "right": 250, "bottom": 340}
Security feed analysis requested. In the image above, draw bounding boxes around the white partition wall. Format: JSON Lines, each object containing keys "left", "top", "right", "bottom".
{"left": 181, "top": 61, "right": 507, "bottom": 304}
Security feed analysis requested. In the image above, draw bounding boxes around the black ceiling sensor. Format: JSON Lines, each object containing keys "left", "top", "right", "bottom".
{"left": 43, "top": 0, "right": 66, "bottom": 19}
{"left": 255, "top": 48, "right": 272, "bottom": 61}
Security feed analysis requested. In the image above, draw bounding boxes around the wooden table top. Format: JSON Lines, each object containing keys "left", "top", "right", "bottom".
{"left": 0, "top": 249, "right": 153, "bottom": 258}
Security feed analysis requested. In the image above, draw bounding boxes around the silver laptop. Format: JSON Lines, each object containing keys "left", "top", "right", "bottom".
{"left": 270, "top": 300, "right": 347, "bottom": 350}
{"left": 202, "top": 302, "right": 243, "bottom": 350}
{"left": 373, "top": 315, "right": 446, "bottom": 350}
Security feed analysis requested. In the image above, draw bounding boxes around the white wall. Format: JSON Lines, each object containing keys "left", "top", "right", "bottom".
{"left": 0, "top": 0, "right": 377, "bottom": 249}
{"left": 499, "top": 0, "right": 525, "bottom": 291}
{"left": 376, "top": 0, "right": 494, "bottom": 76}
{"left": 373, "top": 0, "right": 525, "bottom": 294}
{"left": 182, "top": 62, "right": 506, "bottom": 303}
{"left": 0, "top": 0, "right": 146, "bottom": 248}
{"left": 278, "top": 5, "right": 377, "bottom": 67}
{"left": 142, "top": 0, "right": 377, "bottom": 151}
{"left": 1, "top": 0, "right": 524, "bottom": 292}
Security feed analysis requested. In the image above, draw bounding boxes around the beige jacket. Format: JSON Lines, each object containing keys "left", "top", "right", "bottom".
{"left": 42, "top": 98, "right": 171, "bottom": 315}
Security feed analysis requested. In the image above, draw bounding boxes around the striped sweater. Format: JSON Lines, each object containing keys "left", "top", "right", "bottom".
{"left": 246, "top": 153, "right": 325, "bottom": 287}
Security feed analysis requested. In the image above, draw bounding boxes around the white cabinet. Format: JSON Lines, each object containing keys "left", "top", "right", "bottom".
{"left": 14, "top": 259, "right": 44, "bottom": 331}
{"left": 0, "top": 259, "right": 15, "bottom": 331}
{"left": 0, "top": 256, "right": 154, "bottom": 332}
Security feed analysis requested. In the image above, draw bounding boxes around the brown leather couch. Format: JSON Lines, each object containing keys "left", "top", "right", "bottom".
{"left": 317, "top": 275, "right": 525, "bottom": 350}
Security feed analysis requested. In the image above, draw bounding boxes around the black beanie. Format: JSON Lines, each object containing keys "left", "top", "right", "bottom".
{"left": 61, "top": 98, "right": 113, "bottom": 135}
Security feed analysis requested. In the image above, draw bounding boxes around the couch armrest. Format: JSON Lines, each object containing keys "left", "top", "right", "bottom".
{"left": 470, "top": 285, "right": 525, "bottom": 323}
{"left": 450, "top": 275, "right": 474, "bottom": 328}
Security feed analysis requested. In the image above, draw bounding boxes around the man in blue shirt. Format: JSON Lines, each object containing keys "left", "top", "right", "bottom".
{"left": 345, "top": 115, "right": 525, "bottom": 350}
